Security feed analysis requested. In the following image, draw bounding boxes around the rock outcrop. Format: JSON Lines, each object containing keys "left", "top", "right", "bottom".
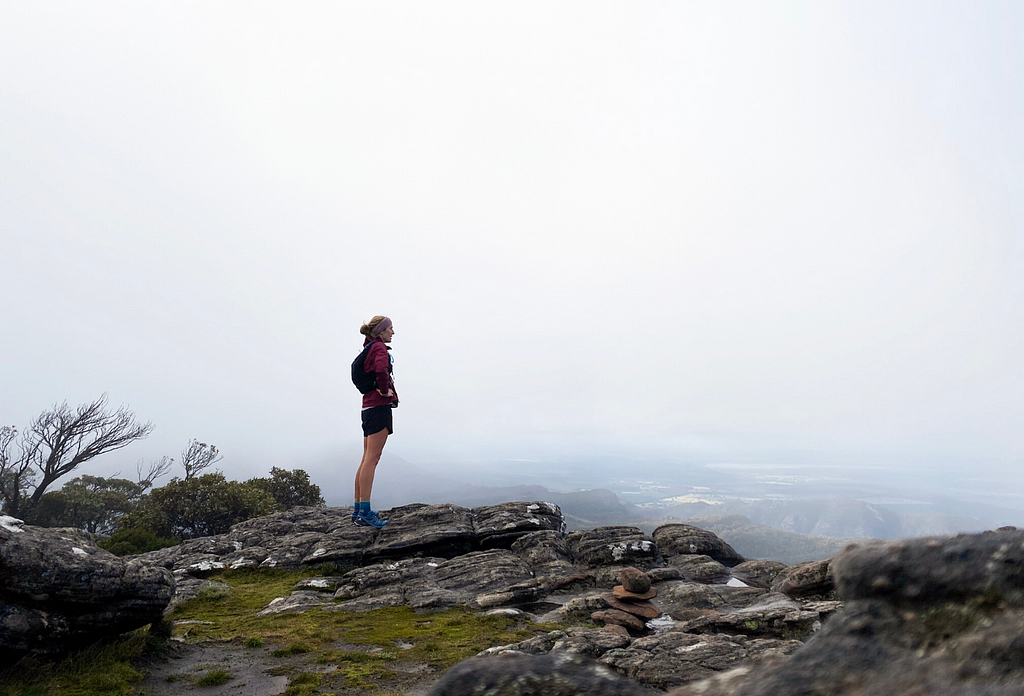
{"left": 0, "top": 516, "right": 174, "bottom": 654}
{"left": 667, "top": 529, "right": 1024, "bottom": 695}
{"left": 428, "top": 650, "right": 647, "bottom": 696}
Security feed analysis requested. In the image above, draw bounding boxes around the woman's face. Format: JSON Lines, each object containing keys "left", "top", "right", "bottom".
{"left": 379, "top": 325, "right": 395, "bottom": 342}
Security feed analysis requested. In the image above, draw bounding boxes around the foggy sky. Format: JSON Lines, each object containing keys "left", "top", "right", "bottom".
{"left": 2, "top": 3, "right": 1022, "bottom": 484}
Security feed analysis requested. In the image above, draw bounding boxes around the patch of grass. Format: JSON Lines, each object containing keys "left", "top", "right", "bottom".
{"left": 242, "top": 636, "right": 264, "bottom": 648}
{"left": 192, "top": 668, "right": 232, "bottom": 687}
{"left": 283, "top": 672, "right": 322, "bottom": 695}
{"left": 0, "top": 630, "right": 151, "bottom": 696}
{"left": 272, "top": 641, "right": 312, "bottom": 657}
{"left": 197, "top": 583, "right": 232, "bottom": 601}
{"left": 169, "top": 567, "right": 569, "bottom": 692}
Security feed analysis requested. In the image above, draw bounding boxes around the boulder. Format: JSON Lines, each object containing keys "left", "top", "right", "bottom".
{"left": 511, "top": 530, "right": 588, "bottom": 590}
{"left": 435, "top": 549, "right": 543, "bottom": 608}
{"left": 365, "top": 503, "right": 476, "bottom": 560}
{"left": 830, "top": 531, "right": 1024, "bottom": 606}
{"left": 550, "top": 627, "right": 632, "bottom": 657}
{"left": 299, "top": 526, "right": 376, "bottom": 571}
{"left": 472, "top": 501, "right": 565, "bottom": 549}
{"left": 658, "top": 581, "right": 726, "bottom": 619}
{"left": 0, "top": 519, "right": 174, "bottom": 654}
{"left": 332, "top": 557, "right": 449, "bottom": 611}
{"left": 620, "top": 567, "right": 652, "bottom": 594}
{"left": 731, "top": 560, "right": 787, "bottom": 589}
{"left": 674, "top": 603, "right": 821, "bottom": 640}
{"left": 648, "top": 567, "right": 684, "bottom": 583}
{"left": 565, "top": 527, "right": 658, "bottom": 568}
{"left": 713, "top": 585, "right": 770, "bottom": 609}
{"left": 769, "top": 559, "right": 833, "bottom": 598}
{"left": 668, "top": 530, "right": 1024, "bottom": 696}
{"left": 668, "top": 554, "right": 731, "bottom": 584}
{"left": 429, "top": 651, "right": 647, "bottom": 696}
{"left": 653, "top": 524, "right": 745, "bottom": 567}
{"left": 557, "top": 593, "right": 612, "bottom": 620}
{"left": 592, "top": 609, "right": 646, "bottom": 633}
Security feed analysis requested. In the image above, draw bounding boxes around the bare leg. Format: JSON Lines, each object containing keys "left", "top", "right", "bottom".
{"left": 354, "top": 436, "right": 370, "bottom": 502}
{"left": 355, "top": 429, "right": 389, "bottom": 504}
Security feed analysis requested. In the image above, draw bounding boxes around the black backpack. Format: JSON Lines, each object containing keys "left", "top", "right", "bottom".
{"left": 351, "top": 341, "right": 389, "bottom": 394}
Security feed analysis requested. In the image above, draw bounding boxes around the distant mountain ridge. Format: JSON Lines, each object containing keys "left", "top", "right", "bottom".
{"left": 677, "top": 514, "right": 863, "bottom": 564}
{"left": 644, "top": 498, "right": 996, "bottom": 539}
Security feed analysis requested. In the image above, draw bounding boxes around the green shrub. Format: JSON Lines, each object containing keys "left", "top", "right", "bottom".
{"left": 97, "top": 528, "right": 178, "bottom": 556}
{"left": 247, "top": 468, "right": 325, "bottom": 509}
{"left": 121, "top": 473, "right": 281, "bottom": 540}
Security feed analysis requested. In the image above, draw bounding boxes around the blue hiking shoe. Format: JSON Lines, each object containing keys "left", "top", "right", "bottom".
{"left": 354, "top": 510, "right": 388, "bottom": 529}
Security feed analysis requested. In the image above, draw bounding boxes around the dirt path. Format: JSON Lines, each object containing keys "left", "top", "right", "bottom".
{"left": 136, "top": 639, "right": 441, "bottom": 696}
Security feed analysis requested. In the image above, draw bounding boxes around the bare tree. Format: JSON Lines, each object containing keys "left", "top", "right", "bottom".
{"left": 181, "top": 439, "right": 222, "bottom": 479}
{"left": 0, "top": 396, "right": 153, "bottom": 517}
{"left": 137, "top": 455, "right": 174, "bottom": 491}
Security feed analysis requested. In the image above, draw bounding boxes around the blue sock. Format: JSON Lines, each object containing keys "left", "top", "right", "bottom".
{"left": 359, "top": 501, "right": 371, "bottom": 514}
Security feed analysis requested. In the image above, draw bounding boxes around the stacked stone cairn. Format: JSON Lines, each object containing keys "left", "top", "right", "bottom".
{"left": 592, "top": 566, "right": 660, "bottom": 635}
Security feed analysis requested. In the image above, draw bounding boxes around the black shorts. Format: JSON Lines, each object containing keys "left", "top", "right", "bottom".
{"left": 361, "top": 406, "right": 394, "bottom": 437}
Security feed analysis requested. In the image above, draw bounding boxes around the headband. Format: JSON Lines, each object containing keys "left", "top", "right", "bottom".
{"left": 370, "top": 317, "right": 392, "bottom": 336}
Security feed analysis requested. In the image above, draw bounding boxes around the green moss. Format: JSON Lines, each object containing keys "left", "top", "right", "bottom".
{"left": 192, "top": 668, "right": 232, "bottom": 687}
{"left": 744, "top": 619, "right": 759, "bottom": 631}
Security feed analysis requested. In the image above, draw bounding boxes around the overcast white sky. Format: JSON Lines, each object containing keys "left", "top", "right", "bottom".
{"left": 2, "top": 3, "right": 1022, "bottom": 484}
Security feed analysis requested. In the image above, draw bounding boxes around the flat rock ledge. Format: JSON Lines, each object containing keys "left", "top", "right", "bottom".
{"left": 0, "top": 517, "right": 174, "bottom": 655}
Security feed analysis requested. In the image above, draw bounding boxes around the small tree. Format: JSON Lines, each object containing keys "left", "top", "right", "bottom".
{"left": 27, "top": 474, "right": 147, "bottom": 534}
{"left": 247, "top": 467, "right": 325, "bottom": 509}
{"left": 181, "top": 440, "right": 222, "bottom": 480}
{"left": 0, "top": 396, "right": 153, "bottom": 517}
{"left": 125, "top": 473, "right": 281, "bottom": 539}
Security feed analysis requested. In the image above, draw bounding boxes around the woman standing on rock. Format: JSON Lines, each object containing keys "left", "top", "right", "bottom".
{"left": 351, "top": 315, "right": 397, "bottom": 529}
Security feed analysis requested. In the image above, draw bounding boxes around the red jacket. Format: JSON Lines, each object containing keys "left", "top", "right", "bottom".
{"left": 361, "top": 339, "right": 399, "bottom": 408}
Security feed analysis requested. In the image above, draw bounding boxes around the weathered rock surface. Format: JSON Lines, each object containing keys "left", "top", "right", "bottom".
{"left": 668, "top": 554, "right": 731, "bottom": 584}
{"left": 600, "top": 592, "right": 662, "bottom": 619}
{"left": 668, "top": 530, "right": 1024, "bottom": 695}
{"left": 473, "top": 501, "right": 565, "bottom": 549}
{"left": 477, "top": 627, "right": 802, "bottom": 691}
{"left": 600, "top": 632, "right": 803, "bottom": 690}
{"left": 366, "top": 503, "right": 476, "bottom": 560}
{"left": 428, "top": 651, "right": 647, "bottom": 696}
{"left": 731, "top": 560, "right": 787, "bottom": 589}
{"left": 510, "top": 530, "right": 588, "bottom": 590}
{"left": 653, "top": 524, "right": 745, "bottom": 567}
{"left": 769, "top": 558, "right": 834, "bottom": 598}
{"left": 1, "top": 518, "right": 174, "bottom": 654}
{"left": 592, "top": 608, "right": 646, "bottom": 633}
{"left": 565, "top": 526, "right": 659, "bottom": 568}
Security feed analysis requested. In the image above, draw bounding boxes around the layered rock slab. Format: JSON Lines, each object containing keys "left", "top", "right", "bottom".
{"left": 1, "top": 519, "right": 174, "bottom": 653}
{"left": 473, "top": 501, "right": 565, "bottom": 549}
{"left": 653, "top": 524, "right": 745, "bottom": 567}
